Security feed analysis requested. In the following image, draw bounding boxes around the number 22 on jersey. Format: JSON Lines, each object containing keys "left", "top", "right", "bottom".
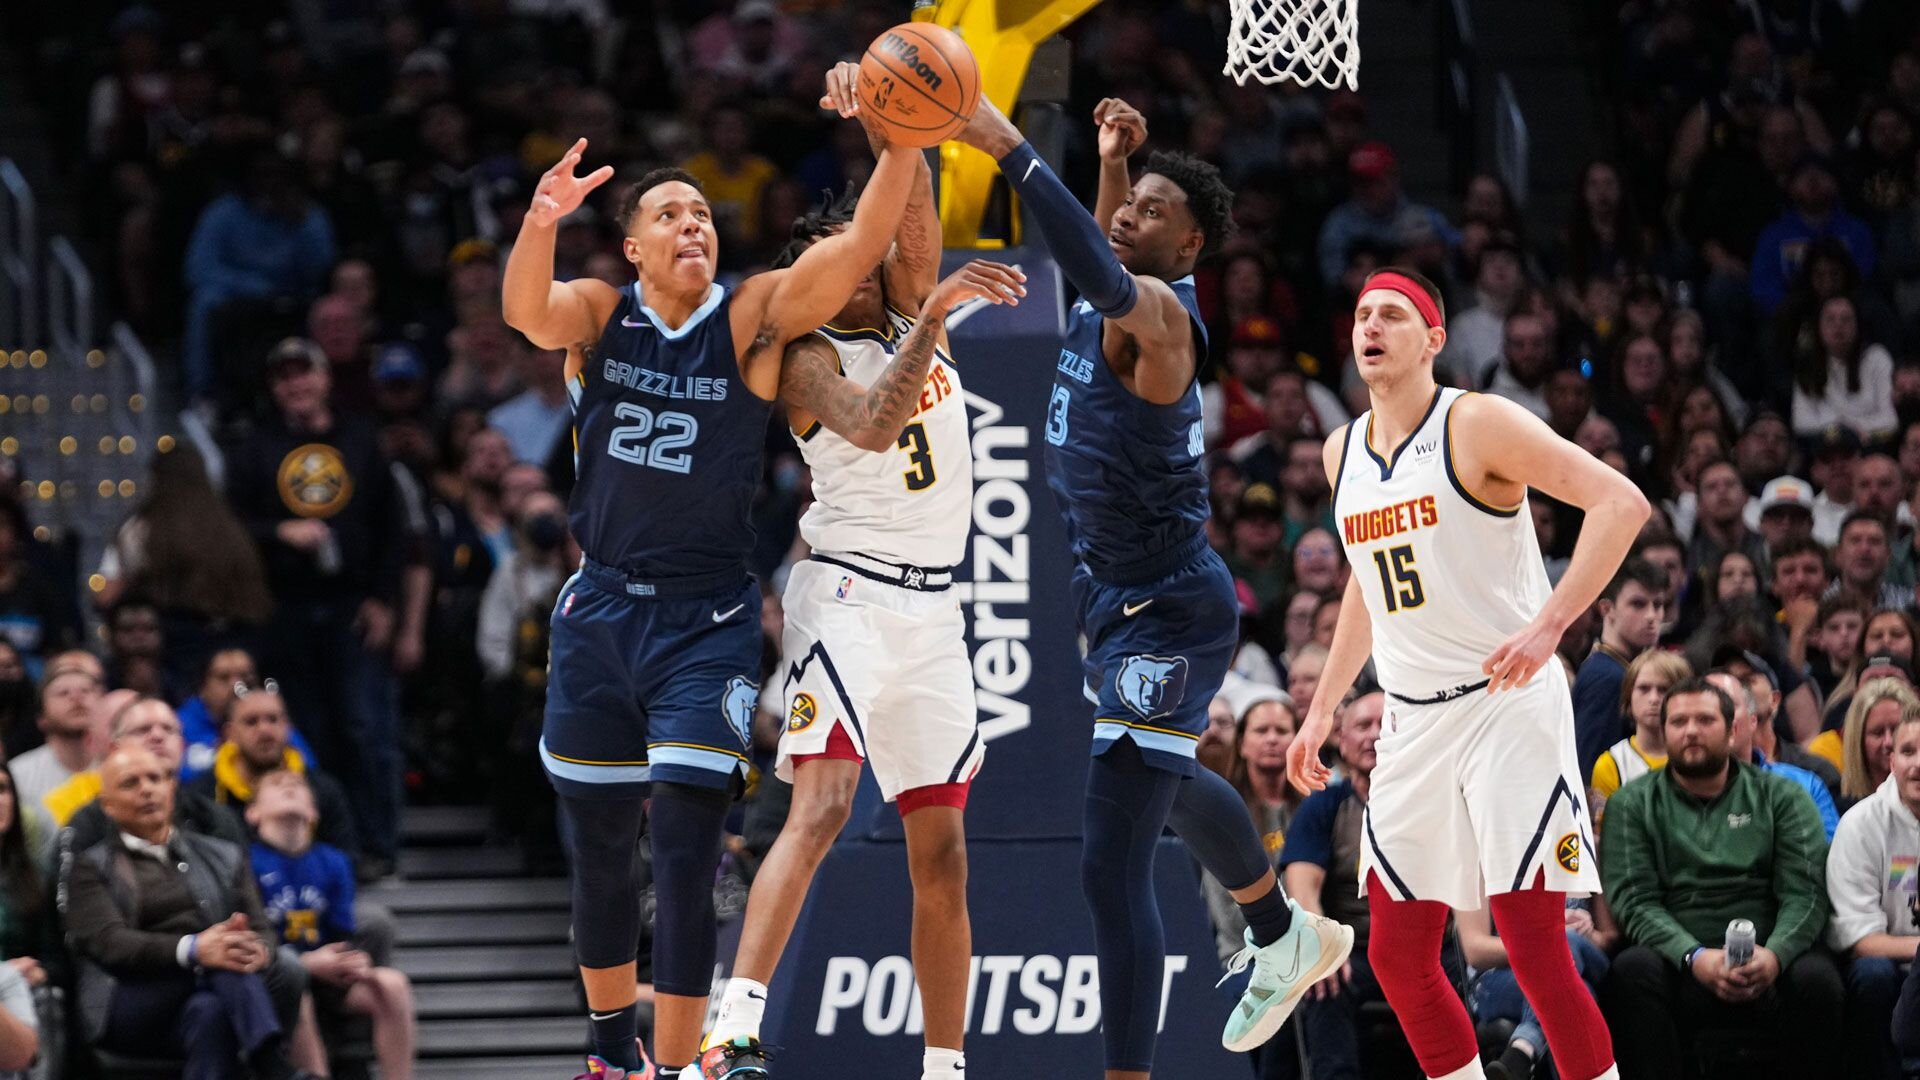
{"left": 607, "top": 402, "right": 699, "bottom": 475}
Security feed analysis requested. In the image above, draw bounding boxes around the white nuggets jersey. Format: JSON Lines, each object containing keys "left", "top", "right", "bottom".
{"left": 1332, "top": 387, "right": 1552, "bottom": 695}
{"left": 794, "top": 306, "right": 971, "bottom": 566}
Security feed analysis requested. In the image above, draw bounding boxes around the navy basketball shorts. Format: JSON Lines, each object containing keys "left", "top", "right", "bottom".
{"left": 541, "top": 559, "right": 762, "bottom": 798}
{"left": 1072, "top": 549, "right": 1239, "bottom": 776}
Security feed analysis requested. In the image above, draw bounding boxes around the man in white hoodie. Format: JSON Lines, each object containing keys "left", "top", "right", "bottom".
{"left": 1826, "top": 711, "right": 1920, "bottom": 1080}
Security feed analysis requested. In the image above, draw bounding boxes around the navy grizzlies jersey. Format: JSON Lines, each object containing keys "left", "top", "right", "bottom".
{"left": 570, "top": 283, "right": 772, "bottom": 581}
{"left": 1043, "top": 277, "right": 1211, "bottom": 582}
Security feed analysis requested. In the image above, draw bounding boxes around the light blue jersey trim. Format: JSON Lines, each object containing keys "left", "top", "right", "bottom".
{"left": 650, "top": 744, "right": 748, "bottom": 776}
{"left": 539, "top": 738, "right": 652, "bottom": 784}
{"left": 1092, "top": 722, "right": 1199, "bottom": 759}
{"left": 628, "top": 282, "right": 727, "bottom": 340}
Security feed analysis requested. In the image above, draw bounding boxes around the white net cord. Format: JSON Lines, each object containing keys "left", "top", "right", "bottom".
{"left": 1224, "top": 0, "right": 1361, "bottom": 90}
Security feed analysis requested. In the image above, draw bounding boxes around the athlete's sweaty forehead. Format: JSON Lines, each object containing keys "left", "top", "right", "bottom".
{"left": 637, "top": 181, "right": 711, "bottom": 221}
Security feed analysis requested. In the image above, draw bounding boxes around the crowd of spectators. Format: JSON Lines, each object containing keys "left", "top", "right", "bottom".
{"left": 4, "top": 0, "right": 1920, "bottom": 1076}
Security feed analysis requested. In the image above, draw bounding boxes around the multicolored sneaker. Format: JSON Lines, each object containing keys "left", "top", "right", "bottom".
{"left": 1218, "top": 899, "right": 1355, "bottom": 1052}
{"left": 697, "top": 1036, "right": 771, "bottom": 1079}
{"left": 573, "top": 1040, "right": 655, "bottom": 1079}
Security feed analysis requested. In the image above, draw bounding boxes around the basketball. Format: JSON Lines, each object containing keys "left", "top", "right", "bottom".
{"left": 856, "top": 22, "right": 980, "bottom": 148}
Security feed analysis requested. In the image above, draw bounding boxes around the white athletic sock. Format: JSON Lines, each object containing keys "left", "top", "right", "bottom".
{"left": 922, "top": 1046, "right": 965, "bottom": 1079}
{"left": 709, "top": 977, "right": 768, "bottom": 1044}
{"left": 1429, "top": 1060, "right": 1486, "bottom": 1080}
{"left": 1582, "top": 1067, "right": 1620, "bottom": 1080}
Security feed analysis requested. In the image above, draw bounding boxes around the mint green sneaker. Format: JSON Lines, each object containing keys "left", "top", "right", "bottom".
{"left": 1218, "top": 899, "right": 1354, "bottom": 1052}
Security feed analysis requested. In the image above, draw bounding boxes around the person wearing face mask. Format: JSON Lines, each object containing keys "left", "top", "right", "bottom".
{"left": 475, "top": 490, "right": 574, "bottom": 682}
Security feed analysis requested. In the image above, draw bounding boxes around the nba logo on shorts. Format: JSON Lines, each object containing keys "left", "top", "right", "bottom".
{"left": 560, "top": 592, "right": 575, "bottom": 617}
{"left": 1117, "top": 655, "right": 1190, "bottom": 721}
{"left": 836, "top": 576, "right": 853, "bottom": 599}
{"left": 1555, "top": 833, "right": 1581, "bottom": 872}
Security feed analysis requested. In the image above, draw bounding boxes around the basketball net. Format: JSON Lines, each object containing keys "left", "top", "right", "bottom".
{"left": 1224, "top": 0, "right": 1360, "bottom": 90}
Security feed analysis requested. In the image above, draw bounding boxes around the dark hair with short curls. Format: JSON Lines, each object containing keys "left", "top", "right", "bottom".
{"left": 616, "top": 168, "right": 705, "bottom": 233}
{"left": 1144, "top": 150, "right": 1237, "bottom": 255}
{"left": 1660, "top": 676, "right": 1735, "bottom": 727}
{"left": 770, "top": 187, "right": 861, "bottom": 270}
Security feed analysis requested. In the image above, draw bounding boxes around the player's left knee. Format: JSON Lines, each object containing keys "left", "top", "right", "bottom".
{"left": 906, "top": 830, "right": 967, "bottom": 893}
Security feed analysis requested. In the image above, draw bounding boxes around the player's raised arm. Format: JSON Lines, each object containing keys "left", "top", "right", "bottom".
{"left": 502, "top": 139, "right": 621, "bottom": 352}
{"left": 1092, "top": 98, "right": 1146, "bottom": 232}
{"left": 1287, "top": 425, "right": 1376, "bottom": 794}
{"left": 820, "top": 62, "right": 942, "bottom": 311}
{"left": 779, "top": 260, "right": 1025, "bottom": 451}
{"left": 1457, "top": 393, "right": 1652, "bottom": 692}
{"left": 750, "top": 122, "right": 923, "bottom": 352}
{"left": 955, "top": 97, "right": 1196, "bottom": 385}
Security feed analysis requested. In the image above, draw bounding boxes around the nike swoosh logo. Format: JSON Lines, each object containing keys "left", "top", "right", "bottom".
{"left": 621, "top": 316, "right": 647, "bottom": 328}
{"left": 588, "top": 1011, "right": 623, "bottom": 1021}
{"left": 1023, "top": 159, "right": 1041, "bottom": 181}
{"left": 713, "top": 604, "right": 746, "bottom": 622}
{"left": 1122, "top": 600, "right": 1154, "bottom": 616}
{"left": 746, "top": 989, "right": 766, "bottom": 1001}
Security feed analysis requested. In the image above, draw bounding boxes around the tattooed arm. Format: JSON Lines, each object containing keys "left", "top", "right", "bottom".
{"left": 780, "top": 260, "right": 1029, "bottom": 453}
{"left": 821, "top": 61, "right": 941, "bottom": 311}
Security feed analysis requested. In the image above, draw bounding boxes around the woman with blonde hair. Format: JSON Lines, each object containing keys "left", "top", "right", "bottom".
{"left": 1840, "top": 678, "right": 1920, "bottom": 803}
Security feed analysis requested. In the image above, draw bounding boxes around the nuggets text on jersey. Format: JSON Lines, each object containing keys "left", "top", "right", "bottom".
{"left": 1341, "top": 495, "right": 1439, "bottom": 546}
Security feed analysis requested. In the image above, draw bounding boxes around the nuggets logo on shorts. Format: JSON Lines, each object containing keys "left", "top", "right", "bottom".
{"left": 1117, "top": 654, "right": 1190, "bottom": 721}
{"left": 1555, "top": 832, "right": 1581, "bottom": 873}
{"left": 276, "top": 443, "right": 353, "bottom": 518}
{"left": 722, "top": 676, "right": 759, "bottom": 743}
{"left": 789, "top": 692, "right": 818, "bottom": 732}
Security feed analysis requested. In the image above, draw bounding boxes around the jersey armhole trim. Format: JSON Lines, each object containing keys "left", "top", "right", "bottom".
{"left": 795, "top": 421, "right": 822, "bottom": 442}
{"left": 1330, "top": 422, "right": 1354, "bottom": 513}
{"left": 1443, "top": 392, "right": 1523, "bottom": 517}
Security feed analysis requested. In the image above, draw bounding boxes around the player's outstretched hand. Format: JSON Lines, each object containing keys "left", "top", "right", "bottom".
{"left": 927, "top": 260, "right": 1027, "bottom": 316}
{"left": 820, "top": 61, "right": 862, "bottom": 117}
{"left": 1287, "top": 709, "right": 1334, "bottom": 794}
{"left": 528, "top": 138, "right": 614, "bottom": 229}
{"left": 1093, "top": 98, "right": 1147, "bottom": 161}
{"left": 1482, "top": 616, "right": 1559, "bottom": 693}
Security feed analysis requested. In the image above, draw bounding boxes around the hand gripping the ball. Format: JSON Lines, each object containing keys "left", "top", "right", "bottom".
{"left": 527, "top": 137, "right": 615, "bottom": 229}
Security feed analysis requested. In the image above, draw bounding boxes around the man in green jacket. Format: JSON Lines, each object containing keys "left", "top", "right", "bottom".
{"left": 1597, "top": 676, "right": 1842, "bottom": 1080}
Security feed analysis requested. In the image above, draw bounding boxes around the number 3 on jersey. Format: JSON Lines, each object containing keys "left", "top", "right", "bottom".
{"left": 1045, "top": 386, "right": 1071, "bottom": 446}
{"left": 1372, "top": 544, "right": 1425, "bottom": 613}
{"left": 898, "top": 422, "right": 935, "bottom": 491}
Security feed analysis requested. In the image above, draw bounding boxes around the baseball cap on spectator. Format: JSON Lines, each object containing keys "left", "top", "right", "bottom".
{"left": 399, "top": 48, "right": 451, "bottom": 78}
{"left": 1237, "top": 482, "right": 1282, "bottom": 522}
{"left": 373, "top": 343, "right": 425, "bottom": 384}
{"left": 1232, "top": 316, "right": 1285, "bottom": 349}
{"left": 1710, "top": 644, "right": 1781, "bottom": 690}
{"left": 267, "top": 337, "right": 328, "bottom": 377}
{"left": 734, "top": 0, "right": 779, "bottom": 22}
{"left": 1813, "top": 425, "right": 1862, "bottom": 459}
{"left": 1349, "top": 141, "right": 1396, "bottom": 181}
{"left": 1861, "top": 654, "right": 1914, "bottom": 684}
{"left": 1233, "top": 682, "right": 1295, "bottom": 724}
{"left": 1745, "top": 474, "right": 1816, "bottom": 530}
{"left": 448, "top": 238, "right": 499, "bottom": 269}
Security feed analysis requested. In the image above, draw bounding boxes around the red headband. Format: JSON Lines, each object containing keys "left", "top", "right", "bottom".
{"left": 1362, "top": 272, "right": 1442, "bottom": 329}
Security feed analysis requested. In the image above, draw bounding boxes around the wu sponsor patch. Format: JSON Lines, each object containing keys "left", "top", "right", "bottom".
{"left": 1117, "top": 654, "right": 1190, "bottom": 722}
{"left": 1555, "top": 832, "right": 1581, "bottom": 873}
{"left": 789, "top": 692, "right": 819, "bottom": 732}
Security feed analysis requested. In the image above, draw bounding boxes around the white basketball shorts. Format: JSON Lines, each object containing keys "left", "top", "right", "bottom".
{"left": 775, "top": 558, "right": 984, "bottom": 804}
{"left": 1360, "top": 659, "right": 1601, "bottom": 909}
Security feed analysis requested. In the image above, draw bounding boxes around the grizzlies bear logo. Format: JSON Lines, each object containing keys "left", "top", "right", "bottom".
{"left": 1117, "top": 655, "right": 1191, "bottom": 722}
{"left": 722, "top": 676, "right": 759, "bottom": 744}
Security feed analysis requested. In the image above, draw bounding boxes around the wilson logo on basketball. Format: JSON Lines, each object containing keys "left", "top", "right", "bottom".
{"left": 877, "top": 32, "right": 945, "bottom": 91}
{"left": 1555, "top": 833, "right": 1581, "bottom": 872}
